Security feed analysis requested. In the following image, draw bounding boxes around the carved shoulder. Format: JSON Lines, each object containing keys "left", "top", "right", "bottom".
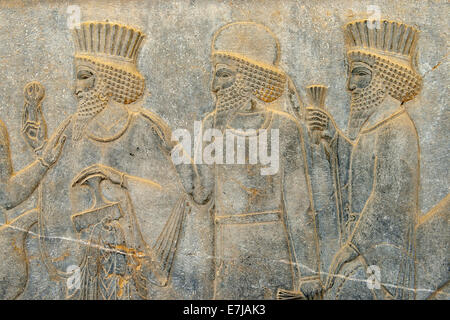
{"left": 377, "top": 112, "right": 418, "bottom": 147}
{"left": 139, "top": 109, "right": 175, "bottom": 150}
{"left": 274, "top": 111, "right": 306, "bottom": 144}
{"left": 374, "top": 112, "right": 420, "bottom": 169}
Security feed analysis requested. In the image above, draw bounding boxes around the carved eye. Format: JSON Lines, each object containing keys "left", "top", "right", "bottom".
{"left": 216, "top": 68, "right": 233, "bottom": 79}
{"left": 77, "top": 70, "right": 94, "bottom": 80}
{"left": 352, "top": 67, "right": 371, "bottom": 76}
{"left": 219, "top": 72, "right": 231, "bottom": 79}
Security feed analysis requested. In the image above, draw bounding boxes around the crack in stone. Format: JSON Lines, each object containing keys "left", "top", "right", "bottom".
{"left": 423, "top": 53, "right": 449, "bottom": 78}
{"left": 1, "top": 221, "right": 447, "bottom": 298}
{"left": 0, "top": 221, "right": 140, "bottom": 257}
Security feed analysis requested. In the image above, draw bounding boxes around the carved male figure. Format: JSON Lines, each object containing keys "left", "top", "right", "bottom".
{"left": 26, "top": 22, "right": 191, "bottom": 299}
{"left": 307, "top": 20, "right": 422, "bottom": 299}
{"left": 192, "top": 22, "right": 321, "bottom": 299}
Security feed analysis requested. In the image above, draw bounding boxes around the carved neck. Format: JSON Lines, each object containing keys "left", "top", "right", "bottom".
{"left": 226, "top": 100, "right": 272, "bottom": 132}
{"left": 347, "top": 94, "right": 402, "bottom": 140}
{"left": 85, "top": 99, "right": 131, "bottom": 142}
{"left": 362, "top": 94, "right": 402, "bottom": 131}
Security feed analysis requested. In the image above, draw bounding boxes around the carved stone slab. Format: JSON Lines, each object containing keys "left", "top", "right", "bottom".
{"left": 0, "top": 0, "right": 447, "bottom": 300}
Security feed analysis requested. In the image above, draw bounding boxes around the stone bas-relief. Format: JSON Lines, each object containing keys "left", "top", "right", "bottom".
{"left": 0, "top": 2, "right": 448, "bottom": 301}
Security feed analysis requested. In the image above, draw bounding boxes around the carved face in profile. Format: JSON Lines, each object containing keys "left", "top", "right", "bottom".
{"left": 211, "top": 58, "right": 253, "bottom": 111}
{"left": 74, "top": 60, "right": 97, "bottom": 100}
{"left": 212, "top": 62, "right": 237, "bottom": 93}
{"left": 347, "top": 57, "right": 388, "bottom": 114}
{"left": 72, "top": 59, "right": 109, "bottom": 140}
{"left": 347, "top": 61, "right": 373, "bottom": 92}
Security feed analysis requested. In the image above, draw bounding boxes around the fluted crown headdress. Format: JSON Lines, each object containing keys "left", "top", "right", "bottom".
{"left": 345, "top": 19, "right": 422, "bottom": 102}
{"left": 73, "top": 21, "right": 145, "bottom": 70}
{"left": 344, "top": 19, "right": 419, "bottom": 69}
{"left": 72, "top": 22, "right": 146, "bottom": 105}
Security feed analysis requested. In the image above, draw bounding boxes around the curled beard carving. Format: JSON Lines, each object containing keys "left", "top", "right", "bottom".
{"left": 214, "top": 74, "right": 252, "bottom": 130}
{"left": 72, "top": 82, "right": 108, "bottom": 141}
{"left": 347, "top": 73, "right": 386, "bottom": 140}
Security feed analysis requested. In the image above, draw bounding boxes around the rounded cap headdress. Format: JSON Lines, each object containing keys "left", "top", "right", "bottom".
{"left": 211, "top": 22, "right": 286, "bottom": 103}
{"left": 212, "top": 21, "right": 281, "bottom": 67}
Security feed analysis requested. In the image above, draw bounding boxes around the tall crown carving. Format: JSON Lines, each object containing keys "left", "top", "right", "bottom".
{"left": 344, "top": 19, "right": 419, "bottom": 65}
{"left": 73, "top": 21, "right": 145, "bottom": 66}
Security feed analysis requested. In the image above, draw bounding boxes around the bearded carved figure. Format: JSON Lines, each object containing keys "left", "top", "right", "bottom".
{"left": 307, "top": 19, "right": 422, "bottom": 299}
{"left": 191, "top": 22, "right": 322, "bottom": 300}
{"left": 22, "top": 22, "right": 192, "bottom": 300}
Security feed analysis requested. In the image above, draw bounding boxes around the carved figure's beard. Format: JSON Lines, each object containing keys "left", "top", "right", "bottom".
{"left": 347, "top": 74, "right": 386, "bottom": 140}
{"left": 215, "top": 75, "right": 251, "bottom": 112}
{"left": 73, "top": 84, "right": 108, "bottom": 141}
{"left": 214, "top": 76, "right": 252, "bottom": 130}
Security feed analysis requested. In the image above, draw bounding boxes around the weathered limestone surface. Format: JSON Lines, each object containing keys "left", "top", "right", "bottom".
{"left": 0, "top": 0, "right": 447, "bottom": 300}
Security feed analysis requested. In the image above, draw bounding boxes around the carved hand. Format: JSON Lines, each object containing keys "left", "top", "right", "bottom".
{"left": 72, "top": 164, "right": 127, "bottom": 189}
{"left": 40, "top": 118, "right": 70, "bottom": 167}
{"left": 306, "top": 107, "right": 336, "bottom": 142}
{"left": 22, "top": 81, "right": 48, "bottom": 152}
{"left": 325, "top": 243, "right": 359, "bottom": 291}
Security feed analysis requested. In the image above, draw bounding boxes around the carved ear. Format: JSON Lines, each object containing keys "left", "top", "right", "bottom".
{"left": 238, "top": 86, "right": 252, "bottom": 98}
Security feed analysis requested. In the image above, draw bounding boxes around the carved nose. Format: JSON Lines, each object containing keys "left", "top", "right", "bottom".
{"left": 212, "top": 82, "right": 220, "bottom": 93}
{"left": 347, "top": 81, "right": 356, "bottom": 91}
{"left": 74, "top": 86, "right": 82, "bottom": 96}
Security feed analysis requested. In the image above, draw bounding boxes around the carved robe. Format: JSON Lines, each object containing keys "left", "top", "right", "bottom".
{"left": 29, "top": 105, "right": 187, "bottom": 299}
{"left": 326, "top": 104, "right": 419, "bottom": 300}
{"left": 199, "top": 109, "right": 319, "bottom": 299}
